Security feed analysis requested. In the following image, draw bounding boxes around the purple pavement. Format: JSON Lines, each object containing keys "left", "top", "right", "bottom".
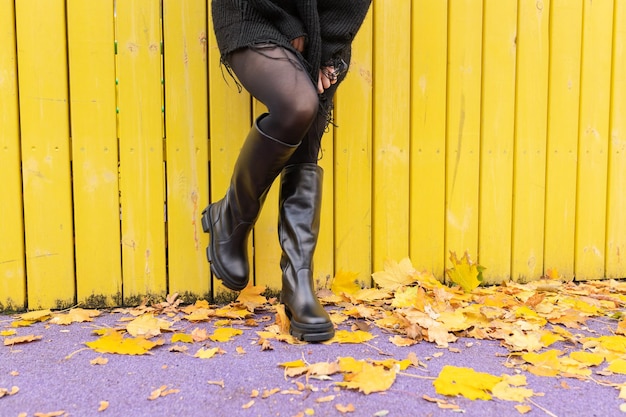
{"left": 1, "top": 309, "right": 624, "bottom": 417}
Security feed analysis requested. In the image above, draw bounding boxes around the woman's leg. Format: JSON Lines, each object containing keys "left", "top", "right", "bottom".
{"left": 228, "top": 45, "right": 320, "bottom": 145}
{"left": 203, "top": 46, "right": 320, "bottom": 290}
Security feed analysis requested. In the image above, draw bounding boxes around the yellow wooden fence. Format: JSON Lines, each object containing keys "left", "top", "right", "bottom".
{"left": 1, "top": 0, "right": 625, "bottom": 311}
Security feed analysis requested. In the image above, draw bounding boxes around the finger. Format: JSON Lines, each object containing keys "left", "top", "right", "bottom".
{"left": 317, "top": 71, "right": 324, "bottom": 93}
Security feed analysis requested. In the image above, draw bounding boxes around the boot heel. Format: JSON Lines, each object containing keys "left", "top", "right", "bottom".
{"left": 201, "top": 207, "right": 210, "bottom": 233}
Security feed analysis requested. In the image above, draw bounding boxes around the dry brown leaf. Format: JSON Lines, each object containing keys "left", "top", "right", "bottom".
{"left": 0, "top": 386, "right": 19, "bottom": 398}
{"left": 515, "top": 404, "right": 532, "bottom": 414}
{"left": 50, "top": 308, "right": 101, "bottom": 325}
{"left": 34, "top": 412, "right": 66, "bottom": 417}
{"left": 207, "top": 380, "right": 225, "bottom": 388}
{"left": 335, "top": 403, "right": 355, "bottom": 413}
{"left": 236, "top": 285, "right": 268, "bottom": 310}
{"left": 148, "top": 385, "right": 179, "bottom": 400}
{"left": 90, "top": 356, "right": 109, "bottom": 366}
{"left": 4, "top": 335, "right": 43, "bottom": 346}
{"left": 316, "top": 395, "right": 336, "bottom": 403}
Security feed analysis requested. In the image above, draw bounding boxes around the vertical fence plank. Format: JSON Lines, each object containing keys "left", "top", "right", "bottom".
{"left": 606, "top": 0, "right": 626, "bottom": 279}
{"left": 334, "top": 10, "right": 373, "bottom": 285}
{"left": 575, "top": 0, "right": 613, "bottom": 280}
{"left": 163, "top": 0, "right": 210, "bottom": 301}
{"left": 315, "top": 127, "right": 335, "bottom": 287}
{"left": 372, "top": 0, "right": 411, "bottom": 271}
{"left": 511, "top": 0, "right": 550, "bottom": 282}
{"left": 410, "top": 0, "right": 447, "bottom": 279}
{"left": 478, "top": 0, "right": 516, "bottom": 284}
{"left": 445, "top": 0, "right": 483, "bottom": 266}
{"left": 252, "top": 101, "right": 282, "bottom": 290}
{"left": 116, "top": 0, "right": 167, "bottom": 303}
{"left": 67, "top": 0, "right": 122, "bottom": 307}
{"left": 544, "top": 0, "right": 582, "bottom": 280}
{"left": 206, "top": 1, "right": 252, "bottom": 300}
{"left": 0, "top": 0, "right": 26, "bottom": 311}
{"left": 16, "top": 0, "right": 75, "bottom": 309}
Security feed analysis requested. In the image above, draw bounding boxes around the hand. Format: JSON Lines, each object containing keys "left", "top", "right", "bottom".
{"left": 290, "top": 36, "right": 305, "bottom": 53}
{"left": 317, "top": 66, "right": 337, "bottom": 94}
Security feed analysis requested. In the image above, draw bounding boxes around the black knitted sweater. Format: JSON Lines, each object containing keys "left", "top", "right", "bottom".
{"left": 211, "top": 0, "right": 372, "bottom": 84}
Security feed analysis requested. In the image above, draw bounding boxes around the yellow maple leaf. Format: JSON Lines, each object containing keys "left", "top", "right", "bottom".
{"left": 521, "top": 350, "right": 563, "bottom": 377}
{"left": 194, "top": 347, "right": 223, "bottom": 359}
{"left": 183, "top": 308, "right": 215, "bottom": 322}
{"left": 279, "top": 359, "right": 307, "bottom": 368}
{"left": 391, "top": 286, "right": 421, "bottom": 309}
{"left": 569, "top": 351, "right": 604, "bottom": 367}
{"left": 215, "top": 306, "right": 253, "bottom": 319}
{"left": 0, "top": 330, "right": 17, "bottom": 337}
{"left": 236, "top": 285, "right": 268, "bottom": 309}
{"left": 50, "top": 308, "right": 100, "bottom": 325}
{"left": 126, "top": 314, "right": 172, "bottom": 338}
{"left": 372, "top": 258, "right": 418, "bottom": 290}
{"left": 596, "top": 335, "right": 626, "bottom": 353}
{"left": 539, "top": 330, "right": 565, "bottom": 347}
{"left": 210, "top": 327, "right": 243, "bottom": 342}
{"left": 338, "top": 357, "right": 365, "bottom": 374}
{"left": 171, "top": 333, "right": 194, "bottom": 344}
{"left": 607, "top": 358, "right": 626, "bottom": 374}
{"left": 326, "top": 330, "right": 375, "bottom": 344}
{"left": 445, "top": 252, "right": 484, "bottom": 293}
{"left": 3, "top": 335, "right": 43, "bottom": 346}
{"left": 337, "top": 363, "right": 397, "bottom": 394}
{"left": 371, "top": 358, "right": 412, "bottom": 371}
{"left": 491, "top": 377, "right": 534, "bottom": 402}
{"left": 330, "top": 270, "right": 361, "bottom": 295}
{"left": 85, "top": 330, "right": 160, "bottom": 355}
{"left": 433, "top": 365, "right": 501, "bottom": 401}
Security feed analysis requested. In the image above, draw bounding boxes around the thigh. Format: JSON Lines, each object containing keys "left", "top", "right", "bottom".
{"left": 227, "top": 45, "right": 317, "bottom": 110}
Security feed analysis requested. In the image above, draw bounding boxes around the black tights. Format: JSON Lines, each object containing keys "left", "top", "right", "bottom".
{"left": 228, "top": 45, "right": 341, "bottom": 164}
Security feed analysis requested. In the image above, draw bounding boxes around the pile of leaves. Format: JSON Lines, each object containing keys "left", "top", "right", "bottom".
{"left": 4, "top": 251, "right": 626, "bottom": 415}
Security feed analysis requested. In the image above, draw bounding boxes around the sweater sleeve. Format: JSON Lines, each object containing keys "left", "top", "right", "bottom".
{"left": 247, "top": 0, "right": 307, "bottom": 41}
{"left": 317, "top": 0, "right": 371, "bottom": 64}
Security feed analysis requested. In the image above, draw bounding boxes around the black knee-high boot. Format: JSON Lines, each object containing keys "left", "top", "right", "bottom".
{"left": 202, "top": 113, "right": 299, "bottom": 291}
{"left": 278, "top": 163, "right": 334, "bottom": 342}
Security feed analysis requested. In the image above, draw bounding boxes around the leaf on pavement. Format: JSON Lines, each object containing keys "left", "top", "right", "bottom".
{"left": 433, "top": 365, "right": 501, "bottom": 400}
{"left": 337, "top": 362, "right": 397, "bottom": 394}
{"left": 0, "top": 386, "right": 19, "bottom": 398}
{"left": 209, "top": 327, "right": 243, "bottom": 342}
{"left": 194, "top": 347, "right": 225, "bottom": 359}
{"left": 50, "top": 308, "right": 101, "bottom": 325}
{"left": 521, "top": 350, "right": 563, "bottom": 377}
{"left": 90, "top": 356, "right": 109, "bottom": 365}
{"left": 85, "top": 330, "right": 161, "bottom": 355}
{"left": 325, "top": 330, "right": 374, "bottom": 344}
{"left": 491, "top": 376, "right": 534, "bottom": 402}
{"left": 335, "top": 403, "right": 355, "bottom": 413}
{"left": 3, "top": 335, "right": 43, "bottom": 346}
{"left": 148, "top": 385, "right": 180, "bottom": 400}
{"left": 171, "top": 333, "right": 194, "bottom": 343}
{"left": 445, "top": 251, "right": 484, "bottom": 293}
{"left": 607, "top": 358, "right": 626, "bottom": 375}
{"left": 237, "top": 285, "right": 268, "bottom": 310}
{"left": 126, "top": 314, "right": 172, "bottom": 338}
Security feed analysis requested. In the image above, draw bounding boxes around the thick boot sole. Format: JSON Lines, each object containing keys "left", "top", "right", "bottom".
{"left": 201, "top": 206, "right": 248, "bottom": 292}
{"left": 285, "top": 306, "right": 335, "bottom": 342}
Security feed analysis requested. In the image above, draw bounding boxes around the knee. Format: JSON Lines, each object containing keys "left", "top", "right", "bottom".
{"left": 286, "top": 94, "right": 319, "bottom": 132}
{"left": 274, "top": 89, "right": 318, "bottom": 138}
